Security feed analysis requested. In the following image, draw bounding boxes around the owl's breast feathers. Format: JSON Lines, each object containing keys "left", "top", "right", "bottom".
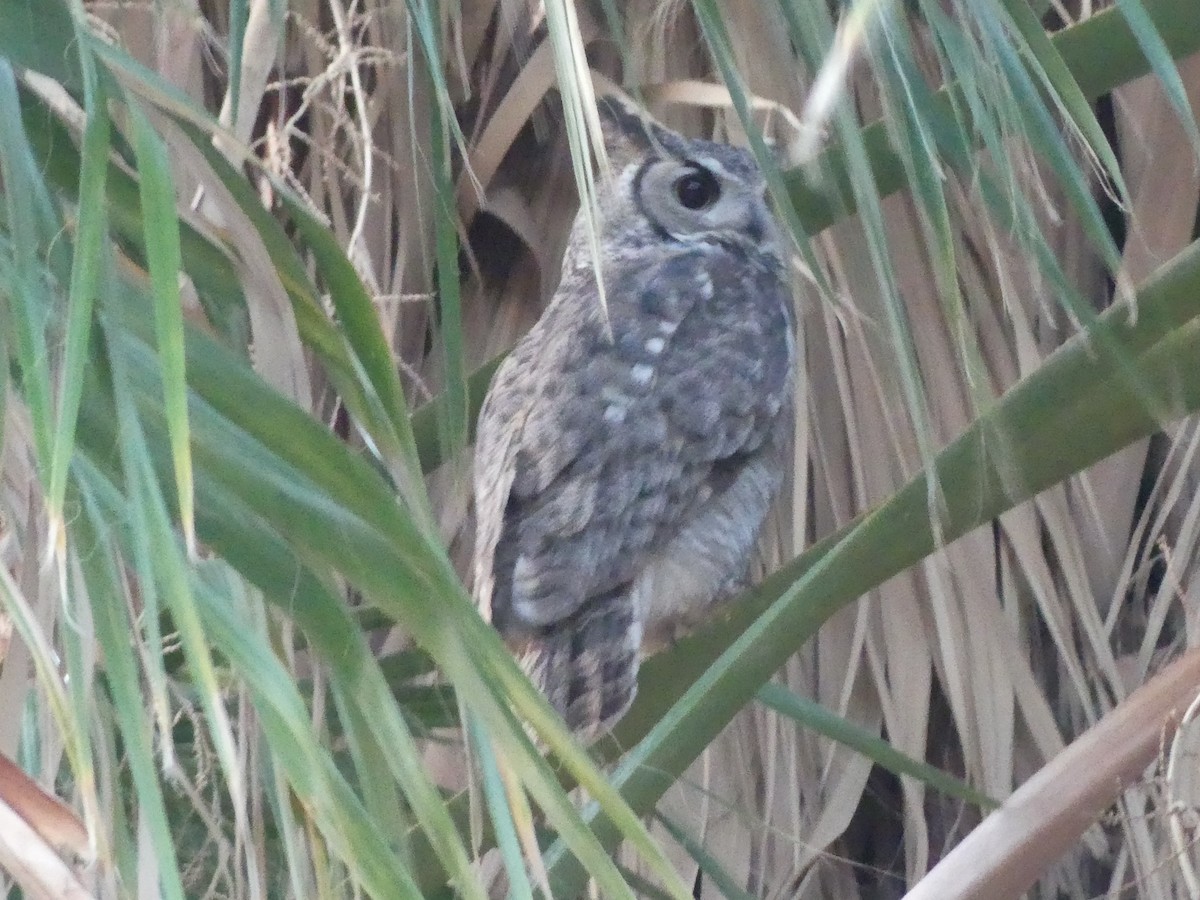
{"left": 472, "top": 244, "right": 794, "bottom": 735}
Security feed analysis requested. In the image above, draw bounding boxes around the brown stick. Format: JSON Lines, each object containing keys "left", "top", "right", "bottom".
{"left": 906, "top": 649, "right": 1200, "bottom": 899}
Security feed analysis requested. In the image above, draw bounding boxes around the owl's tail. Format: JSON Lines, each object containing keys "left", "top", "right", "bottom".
{"left": 515, "top": 586, "right": 642, "bottom": 741}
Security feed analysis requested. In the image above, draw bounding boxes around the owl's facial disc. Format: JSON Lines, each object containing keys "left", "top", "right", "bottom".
{"left": 637, "top": 152, "right": 766, "bottom": 243}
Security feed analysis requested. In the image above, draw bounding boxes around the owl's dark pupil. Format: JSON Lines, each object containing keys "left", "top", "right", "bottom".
{"left": 674, "top": 169, "right": 719, "bottom": 210}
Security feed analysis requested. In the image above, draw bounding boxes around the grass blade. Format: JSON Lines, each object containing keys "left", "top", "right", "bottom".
{"left": 757, "top": 683, "right": 997, "bottom": 810}
{"left": 73, "top": 503, "right": 186, "bottom": 900}
{"left": 48, "top": 44, "right": 110, "bottom": 533}
{"left": 1113, "top": 0, "right": 1200, "bottom": 159}
{"left": 128, "top": 98, "right": 195, "bottom": 556}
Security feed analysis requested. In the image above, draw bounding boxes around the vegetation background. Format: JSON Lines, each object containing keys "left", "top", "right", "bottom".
{"left": 1, "top": 0, "right": 1199, "bottom": 897}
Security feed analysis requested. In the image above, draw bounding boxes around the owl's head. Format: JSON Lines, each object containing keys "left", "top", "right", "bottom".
{"left": 590, "top": 94, "right": 781, "bottom": 255}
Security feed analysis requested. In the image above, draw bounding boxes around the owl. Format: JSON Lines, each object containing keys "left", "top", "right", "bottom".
{"left": 472, "top": 95, "right": 796, "bottom": 741}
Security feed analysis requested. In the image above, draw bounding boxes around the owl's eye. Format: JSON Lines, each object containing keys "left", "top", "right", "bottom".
{"left": 673, "top": 168, "right": 720, "bottom": 210}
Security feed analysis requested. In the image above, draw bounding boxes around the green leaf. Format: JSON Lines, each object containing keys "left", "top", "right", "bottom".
{"left": 0, "top": 0, "right": 81, "bottom": 88}
{"left": 129, "top": 98, "right": 196, "bottom": 555}
{"left": 1112, "top": 0, "right": 1200, "bottom": 158}
{"left": 76, "top": 455, "right": 431, "bottom": 897}
{"left": 85, "top": 258, "right": 682, "bottom": 895}
{"left": 756, "top": 683, "right": 997, "bottom": 810}
{"left": 74, "top": 501, "right": 187, "bottom": 900}
{"left": 13, "top": 82, "right": 250, "bottom": 350}
{"left": 50, "top": 38, "right": 110, "bottom": 535}
{"left": 467, "top": 712, "right": 535, "bottom": 900}
{"left": 227, "top": 0, "right": 248, "bottom": 131}
{"left": 103, "top": 314, "right": 254, "bottom": 876}
{"left": 999, "top": 0, "right": 1130, "bottom": 209}
{"left": 0, "top": 61, "right": 58, "bottom": 482}
{"left": 86, "top": 317, "right": 490, "bottom": 900}
{"left": 783, "top": 0, "right": 1200, "bottom": 231}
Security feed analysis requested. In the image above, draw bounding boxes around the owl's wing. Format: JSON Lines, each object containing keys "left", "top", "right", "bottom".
{"left": 471, "top": 336, "right": 536, "bottom": 623}
{"left": 473, "top": 248, "right": 793, "bottom": 639}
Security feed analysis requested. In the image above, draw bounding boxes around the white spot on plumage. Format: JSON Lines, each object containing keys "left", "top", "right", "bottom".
{"left": 695, "top": 272, "right": 714, "bottom": 301}
{"left": 604, "top": 404, "right": 627, "bottom": 424}
{"left": 512, "top": 556, "right": 547, "bottom": 623}
{"left": 630, "top": 363, "right": 654, "bottom": 385}
{"left": 658, "top": 320, "right": 678, "bottom": 335}
{"left": 645, "top": 337, "right": 665, "bottom": 354}
{"left": 513, "top": 595, "right": 544, "bottom": 624}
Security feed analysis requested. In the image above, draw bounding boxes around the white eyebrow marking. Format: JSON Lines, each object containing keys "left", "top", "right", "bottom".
{"left": 689, "top": 156, "right": 734, "bottom": 180}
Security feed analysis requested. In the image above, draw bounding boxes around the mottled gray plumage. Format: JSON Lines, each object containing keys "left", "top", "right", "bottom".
{"left": 473, "top": 96, "right": 796, "bottom": 739}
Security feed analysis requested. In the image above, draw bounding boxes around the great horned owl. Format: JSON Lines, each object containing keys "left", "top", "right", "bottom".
{"left": 472, "top": 96, "right": 795, "bottom": 740}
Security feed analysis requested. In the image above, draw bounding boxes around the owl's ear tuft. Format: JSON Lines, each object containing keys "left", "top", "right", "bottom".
{"left": 596, "top": 94, "right": 667, "bottom": 173}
